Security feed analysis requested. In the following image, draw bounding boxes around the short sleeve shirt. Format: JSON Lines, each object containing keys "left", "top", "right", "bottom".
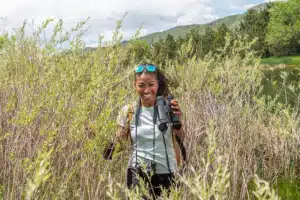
{"left": 117, "top": 103, "right": 177, "bottom": 174}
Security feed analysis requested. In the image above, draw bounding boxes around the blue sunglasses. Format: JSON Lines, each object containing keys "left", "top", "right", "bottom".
{"left": 135, "top": 64, "right": 157, "bottom": 73}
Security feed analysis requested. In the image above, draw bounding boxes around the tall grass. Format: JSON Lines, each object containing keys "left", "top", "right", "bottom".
{"left": 0, "top": 19, "right": 299, "bottom": 199}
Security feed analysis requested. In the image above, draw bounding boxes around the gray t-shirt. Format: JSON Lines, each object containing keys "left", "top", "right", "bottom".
{"left": 117, "top": 104, "right": 177, "bottom": 174}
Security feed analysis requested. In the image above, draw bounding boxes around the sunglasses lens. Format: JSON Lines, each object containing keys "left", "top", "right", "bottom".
{"left": 147, "top": 65, "right": 156, "bottom": 72}
{"left": 135, "top": 65, "right": 157, "bottom": 73}
{"left": 135, "top": 66, "right": 144, "bottom": 73}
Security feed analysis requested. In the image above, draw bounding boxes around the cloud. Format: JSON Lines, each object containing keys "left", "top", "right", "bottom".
{"left": 0, "top": 0, "right": 269, "bottom": 45}
{"left": 243, "top": 4, "right": 258, "bottom": 9}
{"left": 229, "top": 2, "right": 260, "bottom": 11}
{"left": 0, "top": 0, "right": 214, "bottom": 22}
{"left": 263, "top": 0, "right": 285, "bottom": 2}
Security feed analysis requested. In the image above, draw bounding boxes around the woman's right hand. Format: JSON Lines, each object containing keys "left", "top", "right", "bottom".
{"left": 116, "top": 126, "right": 129, "bottom": 141}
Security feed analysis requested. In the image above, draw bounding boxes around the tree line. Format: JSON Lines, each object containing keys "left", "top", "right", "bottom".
{"left": 126, "top": 0, "right": 300, "bottom": 65}
{"left": 1, "top": 0, "right": 299, "bottom": 65}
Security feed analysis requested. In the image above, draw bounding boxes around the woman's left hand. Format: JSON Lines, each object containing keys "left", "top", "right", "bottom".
{"left": 170, "top": 99, "right": 185, "bottom": 140}
{"left": 170, "top": 99, "right": 182, "bottom": 117}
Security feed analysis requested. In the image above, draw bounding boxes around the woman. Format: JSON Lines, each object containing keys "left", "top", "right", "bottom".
{"left": 116, "top": 63, "right": 185, "bottom": 199}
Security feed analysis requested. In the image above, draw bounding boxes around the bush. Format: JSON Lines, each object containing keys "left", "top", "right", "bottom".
{"left": 0, "top": 19, "right": 298, "bottom": 199}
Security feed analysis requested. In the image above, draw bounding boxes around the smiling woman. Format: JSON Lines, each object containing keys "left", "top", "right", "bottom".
{"left": 113, "top": 63, "right": 185, "bottom": 199}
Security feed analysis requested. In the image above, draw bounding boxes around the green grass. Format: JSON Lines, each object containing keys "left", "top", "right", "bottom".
{"left": 1, "top": 19, "right": 299, "bottom": 200}
{"left": 273, "top": 178, "right": 300, "bottom": 200}
{"left": 261, "top": 55, "right": 300, "bottom": 66}
{"left": 247, "top": 177, "right": 300, "bottom": 200}
{"left": 262, "top": 66, "right": 300, "bottom": 108}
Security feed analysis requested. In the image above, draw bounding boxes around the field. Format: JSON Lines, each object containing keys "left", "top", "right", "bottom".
{"left": 0, "top": 22, "right": 300, "bottom": 200}
{"left": 261, "top": 55, "right": 300, "bottom": 66}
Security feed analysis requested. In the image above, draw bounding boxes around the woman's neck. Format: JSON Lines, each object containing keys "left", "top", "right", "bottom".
{"left": 141, "top": 100, "right": 155, "bottom": 107}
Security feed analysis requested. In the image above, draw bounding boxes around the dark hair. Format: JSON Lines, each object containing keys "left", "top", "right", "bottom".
{"left": 134, "top": 63, "right": 170, "bottom": 96}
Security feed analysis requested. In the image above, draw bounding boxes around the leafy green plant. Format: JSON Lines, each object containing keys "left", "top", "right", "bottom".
{"left": 252, "top": 175, "right": 280, "bottom": 200}
{"left": 0, "top": 18, "right": 299, "bottom": 200}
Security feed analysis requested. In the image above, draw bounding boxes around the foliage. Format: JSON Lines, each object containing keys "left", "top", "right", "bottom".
{"left": 25, "top": 148, "right": 53, "bottom": 199}
{"left": 266, "top": 0, "right": 300, "bottom": 55}
{"left": 0, "top": 18, "right": 300, "bottom": 200}
{"left": 261, "top": 55, "right": 300, "bottom": 65}
{"left": 137, "top": 1, "right": 300, "bottom": 60}
{"left": 179, "top": 133, "right": 231, "bottom": 200}
{"left": 112, "top": 2, "right": 300, "bottom": 64}
{"left": 239, "top": 3, "right": 272, "bottom": 57}
{"left": 273, "top": 177, "right": 300, "bottom": 200}
{"left": 139, "top": 13, "right": 245, "bottom": 44}
{"left": 0, "top": 34, "right": 8, "bottom": 51}
{"left": 252, "top": 175, "right": 280, "bottom": 200}
{"left": 125, "top": 39, "right": 150, "bottom": 64}
{"left": 0, "top": 36, "right": 5, "bottom": 49}
{"left": 262, "top": 66, "right": 300, "bottom": 110}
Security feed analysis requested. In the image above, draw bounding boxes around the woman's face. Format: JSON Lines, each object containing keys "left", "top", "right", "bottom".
{"left": 135, "top": 72, "right": 158, "bottom": 107}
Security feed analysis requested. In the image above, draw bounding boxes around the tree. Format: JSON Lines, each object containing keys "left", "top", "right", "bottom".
{"left": 266, "top": 0, "right": 300, "bottom": 55}
{"left": 184, "top": 28, "right": 202, "bottom": 59}
{"left": 151, "top": 38, "right": 167, "bottom": 65}
{"left": 214, "top": 23, "right": 231, "bottom": 53}
{"left": 128, "top": 39, "right": 151, "bottom": 63}
{"left": 176, "top": 36, "right": 185, "bottom": 48}
{"left": 202, "top": 26, "right": 216, "bottom": 56}
{"left": 239, "top": 3, "right": 273, "bottom": 57}
{"left": 164, "top": 34, "right": 178, "bottom": 60}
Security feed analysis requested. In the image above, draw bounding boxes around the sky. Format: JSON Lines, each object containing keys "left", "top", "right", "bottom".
{"left": 0, "top": 0, "right": 281, "bottom": 47}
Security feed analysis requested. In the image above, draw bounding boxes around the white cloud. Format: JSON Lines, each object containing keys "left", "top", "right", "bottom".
{"left": 1, "top": 0, "right": 219, "bottom": 43}
{"left": 229, "top": 2, "right": 259, "bottom": 10}
{"left": 263, "top": 0, "right": 285, "bottom": 2}
{"left": 0, "top": 0, "right": 270, "bottom": 44}
{"left": 0, "top": 0, "right": 213, "bottom": 21}
{"left": 243, "top": 4, "right": 257, "bottom": 9}
{"left": 176, "top": 5, "right": 218, "bottom": 25}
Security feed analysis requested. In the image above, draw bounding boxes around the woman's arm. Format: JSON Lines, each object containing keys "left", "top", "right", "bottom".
{"left": 115, "top": 126, "right": 129, "bottom": 141}
{"left": 173, "top": 126, "right": 185, "bottom": 141}
{"left": 115, "top": 104, "right": 133, "bottom": 142}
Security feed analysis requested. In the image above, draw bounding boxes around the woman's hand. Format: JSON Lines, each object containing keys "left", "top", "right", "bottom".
{"left": 116, "top": 126, "right": 129, "bottom": 141}
{"left": 170, "top": 99, "right": 182, "bottom": 117}
{"left": 170, "top": 99, "right": 185, "bottom": 141}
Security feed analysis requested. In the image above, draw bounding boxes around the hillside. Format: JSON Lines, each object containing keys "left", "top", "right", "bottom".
{"left": 139, "top": 3, "right": 268, "bottom": 43}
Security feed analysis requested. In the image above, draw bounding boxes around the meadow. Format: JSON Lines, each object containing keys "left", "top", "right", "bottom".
{"left": 0, "top": 21, "right": 300, "bottom": 200}
{"left": 261, "top": 55, "right": 300, "bottom": 66}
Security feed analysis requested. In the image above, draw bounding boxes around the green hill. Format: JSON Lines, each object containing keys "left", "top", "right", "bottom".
{"left": 139, "top": 3, "right": 268, "bottom": 43}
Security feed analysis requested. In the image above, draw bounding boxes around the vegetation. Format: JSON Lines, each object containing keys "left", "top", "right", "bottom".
{"left": 138, "top": 0, "right": 300, "bottom": 61}
{"left": 139, "top": 3, "right": 269, "bottom": 43}
{"left": 261, "top": 55, "right": 300, "bottom": 65}
{"left": 0, "top": 14, "right": 300, "bottom": 199}
{"left": 238, "top": 3, "right": 272, "bottom": 58}
{"left": 266, "top": 0, "right": 300, "bottom": 56}
{"left": 139, "top": 12, "right": 244, "bottom": 44}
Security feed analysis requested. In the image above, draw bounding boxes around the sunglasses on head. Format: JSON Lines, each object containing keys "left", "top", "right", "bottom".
{"left": 135, "top": 64, "right": 157, "bottom": 73}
